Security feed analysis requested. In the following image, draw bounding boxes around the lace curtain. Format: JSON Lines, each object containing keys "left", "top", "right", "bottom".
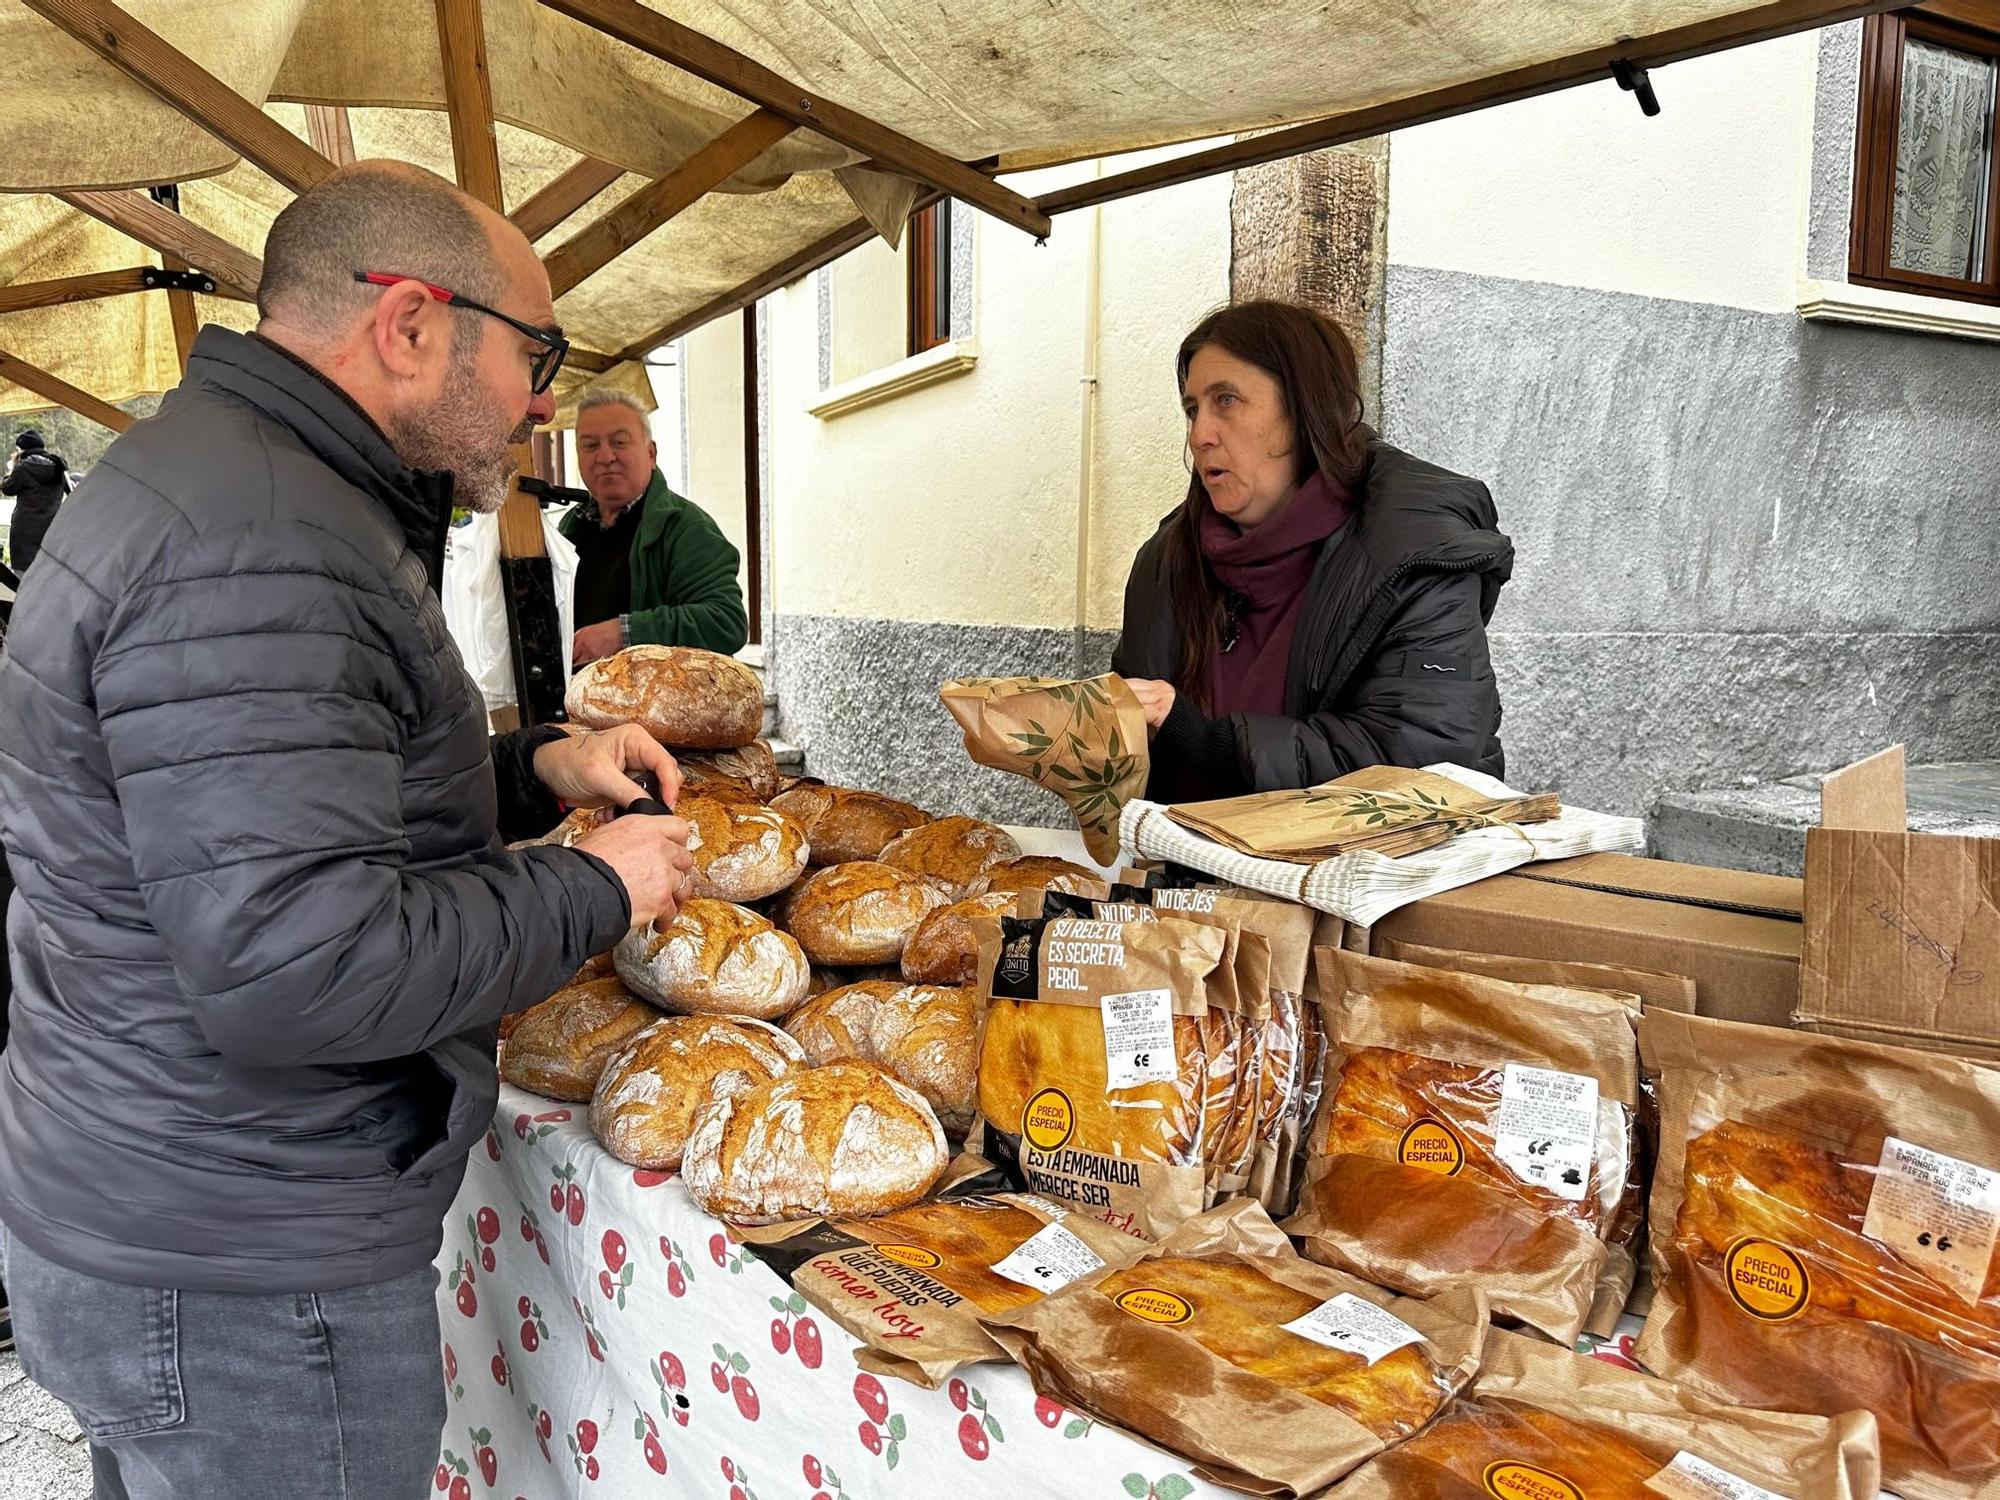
{"left": 1889, "top": 38, "right": 1996, "bottom": 281}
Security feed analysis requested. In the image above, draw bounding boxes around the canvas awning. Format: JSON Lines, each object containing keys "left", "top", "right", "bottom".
{"left": 0, "top": 0, "right": 1892, "bottom": 425}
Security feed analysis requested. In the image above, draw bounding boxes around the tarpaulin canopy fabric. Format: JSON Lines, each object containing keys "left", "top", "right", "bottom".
{"left": 0, "top": 0, "right": 1876, "bottom": 421}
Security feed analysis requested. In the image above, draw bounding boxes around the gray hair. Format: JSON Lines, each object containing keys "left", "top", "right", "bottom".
{"left": 258, "top": 160, "right": 503, "bottom": 347}
{"left": 575, "top": 387, "right": 652, "bottom": 429}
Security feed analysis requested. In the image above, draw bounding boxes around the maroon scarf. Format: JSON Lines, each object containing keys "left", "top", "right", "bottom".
{"left": 1198, "top": 470, "right": 1353, "bottom": 717}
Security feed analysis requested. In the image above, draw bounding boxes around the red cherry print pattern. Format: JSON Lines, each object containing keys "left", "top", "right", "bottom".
{"left": 850, "top": 1373, "right": 906, "bottom": 1467}
{"left": 527, "top": 1404, "right": 554, "bottom": 1463}
{"left": 659, "top": 1235, "right": 694, "bottom": 1298}
{"left": 467, "top": 1427, "right": 497, "bottom": 1486}
{"left": 632, "top": 1409, "right": 669, "bottom": 1475}
{"left": 951, "top": 1379, "right": 1006, "bottom": 1459}
{"left": 958, "top": 1412, "right": 989, "bottom": 1460}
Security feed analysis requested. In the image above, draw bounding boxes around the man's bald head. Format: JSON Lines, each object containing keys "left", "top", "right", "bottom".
{"left": 257, "top": 160, "right": 507, "bottom": 345}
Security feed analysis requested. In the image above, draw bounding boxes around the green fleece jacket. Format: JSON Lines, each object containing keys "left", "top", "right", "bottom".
{"left": 559, "top": 467, "right": 748, "bottom": 655}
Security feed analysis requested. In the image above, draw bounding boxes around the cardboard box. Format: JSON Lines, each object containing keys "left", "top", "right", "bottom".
{"left": 1368, "top": 852, "right": 1803, "bottom": 1028}
{"left": 1798, "top": 746, "right": 2000, "bottom": 1061}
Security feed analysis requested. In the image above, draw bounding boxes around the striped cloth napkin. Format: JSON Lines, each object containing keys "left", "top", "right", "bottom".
{"left": 1117, "top": 764, "right": 1644, "bottom": 928}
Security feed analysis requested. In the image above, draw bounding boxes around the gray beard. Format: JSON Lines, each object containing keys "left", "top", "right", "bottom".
{"left": 390, "top": 353, "right": 533, "bottom": 514}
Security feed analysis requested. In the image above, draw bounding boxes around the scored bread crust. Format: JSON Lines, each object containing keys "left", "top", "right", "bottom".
{"left": 783, "top": 861, "right": 949, "bottom": 966}
{"left": 681, "top": 789, "right": 809, "bottom": 903}
{"left": 681, "top": 1061, "right": 949, "bottom": 1223}
{"left": 769, "top": 784, "right": 931, "bottom": 866}
{"left": 968, "top": 856, "right": 1107, "bottom": 902}
{"left": 679, "top": 740, "right": 780, "bottom": 800}
{"left": 591, "top": 1015, "right": 806, "bottom": 1170}
{"left": 901, "top": 892, "right": 1016, "bottom": 985}
{"left": 564, "top": 645, "right": 763, "bottom": 749}
{"left": 615, "top": 898, "right": 811, "bottom": 1020}
{"left": 785, "top": 981, "right": 978, "bottom": 1136}
{"left": 876, "top": 817, "right": 1020, "bottom": 897}
{"left": 500, "top": 977, "right": 659, "bottom": 1102}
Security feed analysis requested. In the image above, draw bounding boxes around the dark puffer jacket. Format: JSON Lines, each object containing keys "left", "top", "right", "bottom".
{"left": 1113, "top": 439, "right": 1512, "bottom": 800}
{"left": 2, "top": 446, "right": 69, "bottom": 572}
{"left": 0, "top": 327, "right": 630, "bottom": 1292}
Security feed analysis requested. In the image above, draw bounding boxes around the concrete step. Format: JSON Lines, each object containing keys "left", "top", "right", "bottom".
{"left": 1648, "top": 760, "right": 2000, "bottom": 876}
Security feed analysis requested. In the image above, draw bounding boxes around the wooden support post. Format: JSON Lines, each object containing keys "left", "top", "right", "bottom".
{"left": 159, "top": 254, "right": 201, "bottom": 371}
{"left": 542, "top": 110, "right": 794, "bottom": 298}
{"left": 56, "top": 190, "right": 261, "bottom": 301}
{"left": 0, "top": 348, "right": 133, "bottom": 433}
{"left": 25, "top": 0, "right": 336, "bottom": 194}
{"left": 538, "top": 0, "right": 1050, "bottom": 237}
{"left": 510, "top": 156, "right": 626, "bottom": 242}
{"left": 741, "top": 309, "right": 762, "bottom": 647}
{"left": 0, "top": 267, "right": 151, "bottom": 315}
{"left": 434, "top": 0, "right": 505, "bottom": 211}
{"left": 304, "top": 105, "right": 357, "bottom": 166}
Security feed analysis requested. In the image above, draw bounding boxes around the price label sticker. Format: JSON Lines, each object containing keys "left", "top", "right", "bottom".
{"left": 1279, "top": 1292, "right": 1425, "bottom": 1365}
{"left": 1101, "top": 988, "right": 1177, "bottom": 1088}
{"left": 990, "top": 1222, "right": 1104, "bottom": 1292}
{"left": 1494, "top": 1062, "right": 1598, "bottom": 1202}
{"left": 1862, "top": 1135, "right": 2000, "bottom": 1306}
{"left": 1644, "top": 1451, "right": 1785, "bottom": 1500}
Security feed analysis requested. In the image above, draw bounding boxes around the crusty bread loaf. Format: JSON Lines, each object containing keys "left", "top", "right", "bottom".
{"left": 877, "top": 816, "right": 1019, "bottom": 897}
{"left": 500, "top": 977, "right": 658, "bottom": 1101}
{"left": 681, "top": 1061, "right": 949, "bottom": 1223}
{"left": 681, "top": 788, "right": 809, "bottom": 903}
{"left": 614, "top": 898, "right": 810, "bottom": 1020}
{"left": 591, "top": 1015, "right": 806, "bottom": 1169}
{"left": 784, "top": 981, "right": 903, "bottom": 1066}
{"left": 901, "top": 891, "right": 1016, "bottom": 984}
{"left": 784, "top": 861, "right": 949, "bottom": 966}
{"left": 501, "top": 952, "right": 618, "bottom": 1041}
{"left": 679, "top": 740, "right": 780, "bottom": 800}
{"left": 783, "top": 981, "right": 978, "bottom": 1135}
{"left": 769, "top": 784, "right": 930, "bottom": 865}
{"left": 564, "top": 646, "right": 763, "bottom": 749}
{"left": 968, "top": 856, "right": 1108, "bottom": 902}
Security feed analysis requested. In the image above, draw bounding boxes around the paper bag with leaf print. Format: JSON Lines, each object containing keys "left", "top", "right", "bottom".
{"left": 940, "top": 675, "right": 1147, "bottom": 864}
{"left": 1167, "top": 765, "right": 1559, "bottom": 864}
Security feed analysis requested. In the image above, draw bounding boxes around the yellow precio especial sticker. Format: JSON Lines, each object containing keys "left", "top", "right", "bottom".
{"left": 1022, "top": 1087, "right": 1075, "bottom": 1152}
{"left": 1723, "top": 1237, "right": 1811, "bottom": 1322}
{"left": 1483, "top": 1461, "right": 1586, "bottom": 1500}
{"left": 1398, "top": 1118, "right": 1466, "bottom": 1176}
{"left": 1113, "top": 1288, "right": 1194, "bottom": 1325}
{"left": 871, "top": 1243, "right": 944, "bottom": 1271}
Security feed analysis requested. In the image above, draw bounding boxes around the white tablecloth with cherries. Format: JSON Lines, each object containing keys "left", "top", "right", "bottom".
{"left": 430, "top": 1082, "right": 1240, "bottom": 1500}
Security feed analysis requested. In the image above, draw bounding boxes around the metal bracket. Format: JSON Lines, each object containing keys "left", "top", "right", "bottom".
{"left": 141, "top": 266, "right": 217, "bottom": 295}
{"left": 1610, "top": 59, "right": 1661, "bottom": 116}
{"left": 515, "top": 475, "right": 591, "bottom": 508}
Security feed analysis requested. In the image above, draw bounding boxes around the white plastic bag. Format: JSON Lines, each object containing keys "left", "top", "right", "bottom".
{"left": 441, "top": 509, "right": 579, "bottom": 712}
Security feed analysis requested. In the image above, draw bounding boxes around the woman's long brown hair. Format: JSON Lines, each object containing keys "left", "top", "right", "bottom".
{"left": 1164, "top": 301, "right": 1367, "bottom": 712}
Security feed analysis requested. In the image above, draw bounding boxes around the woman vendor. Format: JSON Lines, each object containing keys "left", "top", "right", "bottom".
{"left": 1113, "top": 300, "right": 1513, "bottom": 803}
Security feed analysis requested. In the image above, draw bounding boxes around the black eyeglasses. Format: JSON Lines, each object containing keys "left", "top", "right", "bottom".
{"left": 353, "top": 271, "right": 569, "bottom": 395}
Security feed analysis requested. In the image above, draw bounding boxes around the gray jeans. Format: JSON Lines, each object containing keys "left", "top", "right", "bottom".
{"left": 2, "top": 1228, "right": 447, "bottom": 1500}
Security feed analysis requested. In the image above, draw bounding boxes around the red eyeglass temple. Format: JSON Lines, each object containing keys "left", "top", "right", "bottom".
{"left": 356, "top": 271, "right": 456, "bottom": 303}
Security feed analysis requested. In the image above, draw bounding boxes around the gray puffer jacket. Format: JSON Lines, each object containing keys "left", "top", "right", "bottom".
{"left": 0, "top": 327, "right": 630, "bottom": 1292}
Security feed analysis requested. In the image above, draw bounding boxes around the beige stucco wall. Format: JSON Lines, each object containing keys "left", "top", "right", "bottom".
{"left": 678, "top": 315, "right": 751, "bottom": 598}
{"left": 1387, "top": 32, "right": 1820, "bottom": 312}
{"left": 682, "top": 148, "right": 1232, "bottom": 635}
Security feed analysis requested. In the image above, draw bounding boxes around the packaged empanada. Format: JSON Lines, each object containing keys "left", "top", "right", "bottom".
{"left": 739, "top": 1164, "right": 1147, "bottom": 1388}
{"left": 974, "top": 909, "right": 1229, "bottom": 1239}
{"left": 987, "top": 1197, "right": 1486, "bottom": 1498}
{"left": 1337, "top": 1327, "right": 1879, "bottom": 1500}
{"left": 1287, "top": 950, "right": 1644, "bottom": 1344}
{"left": 1638, "top": 1011, "right": 2000, "bottom": 1499}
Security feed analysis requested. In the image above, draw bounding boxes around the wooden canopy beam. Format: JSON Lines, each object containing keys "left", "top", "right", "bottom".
{"left": 538, "top": 0, "right": 1050, "bottom": 238}
{"left": 304, "top": 104, "right": 357, "bottom": 167}
{"left": 435, "top": 0, "right": 505, "bottom": 211}
{"left": 510, "top": 156, "right": 626, "bottom": 242}
{"left": 0, "top": 348, "right": 133, "bottom": 433}
{"left": 543, "top": 110, "right": 795, "bottom": 299}
{"left": 25, "top": 0, "right": 336, "bottom": 195}
{"left": 56, "top": 190, "right": 261, "bottom": 301}
{"left": 1036, "top": 0, "right": 1902, "bottom": 216}
{"left": 0, "top": 267, "right": 154, "bottom": 315}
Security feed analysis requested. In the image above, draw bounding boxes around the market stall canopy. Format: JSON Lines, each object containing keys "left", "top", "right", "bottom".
{"left": 0, "top": 0, "right": 1889, "bottom": 423}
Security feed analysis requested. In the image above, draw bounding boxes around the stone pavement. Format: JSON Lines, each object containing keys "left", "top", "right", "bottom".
{"left": 0, "top": 1351, "right": 91, "bottom": 1500}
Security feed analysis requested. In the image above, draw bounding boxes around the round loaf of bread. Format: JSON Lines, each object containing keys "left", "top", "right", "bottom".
{"left": 679, "top": 740, "right": 780, "bottom": 800}
{"left": 500, "top": 977, "right": 658, "bottom": 1102}
{"left": 769, "top": 784, "right": 930, "bottom": 866}
{"left": 784, "top": 862, "right": 949, "bottom": 966}
{"left": 784, "top": 980, "right": 903, "bottom": 1066}
{"left": 681, "top": 1061, "right": 949, "bottom": 1223}
{"left": 564, "top": 646, "right": 763, "bottom": 749}
{"left": 970, "top": 856, "right": 1108, "bottom": 903}
{"left": 591, "top": 1015, "right": 807, "bottom": 1170}
{"left": 682, "top": 789, "right": 808, "bottom": 903}
{"left": 615, "top": 899, "right": 810, "bottom": 1020}
{"left": 501, "top": 952, "right": 618, "bottom": 1041}
{"left": 877, "top": 816, "right": 1020, "bottom": 897}
{"left": 900, "top": 891, "right": 1016, "bottom": 985}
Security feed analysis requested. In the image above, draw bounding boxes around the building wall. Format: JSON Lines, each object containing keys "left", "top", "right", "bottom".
{"left": 1379, "top": 27, "right": 2000, "bottom": 814}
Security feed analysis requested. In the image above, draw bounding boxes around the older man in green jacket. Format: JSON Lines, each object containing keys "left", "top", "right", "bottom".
{"left": 564, "top": 388, "right": 748, "bottom": 664}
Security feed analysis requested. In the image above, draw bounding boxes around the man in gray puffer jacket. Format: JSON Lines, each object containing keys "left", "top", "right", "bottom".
{"left": 0, "top": 161, "right": 695, "bottom": 1498}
